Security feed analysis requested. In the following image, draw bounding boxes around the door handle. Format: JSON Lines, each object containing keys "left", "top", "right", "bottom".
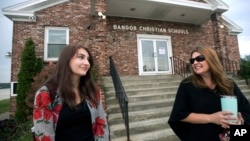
{"left": 152, "top": 52, "right": 157, "bottom": 57}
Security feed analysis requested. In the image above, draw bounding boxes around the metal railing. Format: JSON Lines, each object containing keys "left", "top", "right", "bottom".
{"left": 109, "top": 56, "right": 130, "bottom": 141}
{"left": 220, "top": 57, "right": 238, "bottom": 77}
{"left": 220, "top": 57, "right": 250, "bottom": 85}
{"left": 240, "top": 64, "right": 250, "bottom": 85}
{"left": 170, "top": 56, "right": 249, "bottom": 86}
{"left": 170, "top": 56, "right": 191, "bottom": 78}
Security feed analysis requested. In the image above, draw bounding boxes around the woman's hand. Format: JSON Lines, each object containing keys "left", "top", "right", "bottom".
{"left": 233, "top": 112, "right": 244, "bottom": 125}
{"left": 209, "top": 111, "right": 237, "bottom": 128}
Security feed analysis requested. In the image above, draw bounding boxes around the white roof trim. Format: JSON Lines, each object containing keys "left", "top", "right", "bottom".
{"left": 222, "top": 15, "right": 243, "bottom": 35}
{"left": 147, "top": 0, "right": 229, "bottom": 12}
{"left": 3, "top": 0, "right": 49, "bottom": 11}
{"left": 3, "top": 11, "right": 34, "bottom": 17}
{"left": 205, "top": 0, "right": 229, "bottom": 11}
{"left": 2, "top": 0, "right": 240, "bottom": 32}
{"left": 147, "top": 0, "right": 211, "bottom": 9}
{"left": 2, "top": 0, "right": 69, "bottom": 21}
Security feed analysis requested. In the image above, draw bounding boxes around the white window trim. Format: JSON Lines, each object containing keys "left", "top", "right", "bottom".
{"left": 10, "top": 81, "right": 18, "bottom": 96}
{"left": 44, "top": 27, "right": 69, "bottom": 61}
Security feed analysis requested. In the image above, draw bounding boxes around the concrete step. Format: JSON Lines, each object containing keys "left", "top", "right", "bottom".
{"left": 104, "top": 75, "right": 250, "bottom": 141}
{"left": 107, "top": 98, "right": 175, "bottom": 114}
{"left": 103, "top": 75, "right": 183, "bottom": 86}
{"left": 103, "top": 75, "right": 183, "bottom": 81}
{"left": 108, "top": 107, "right": 172, "bottom": 125}
{"left": 105, "top": 75, "right": 181, "bottom": 141}
{"left": 110, "top": 116, "right": 170, "bottom": 138}
{"left": 106, "top": 92, "right": 176, "bottom": 104}
{"left": 106, "top": 87, "right": 179, "bottom": 97}
{"left": 235, "top": 80, "right": 249, "bottom": 85}
{"left": 104, "top": 81, "right": 181, "bottom": 90}
{"left": 111, "top": 129, "right": 180, "bottom": 141}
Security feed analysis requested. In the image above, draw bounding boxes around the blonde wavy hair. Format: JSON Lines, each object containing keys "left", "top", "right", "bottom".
{"left": 189, "top": 47, "right": 234, "bottom": 95}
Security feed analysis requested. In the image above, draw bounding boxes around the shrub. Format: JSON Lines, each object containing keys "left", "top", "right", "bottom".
{"left": 0, "top": 119, "right": 32, "bottom": 141}
{"left": 15, "top": 38, "right": 39, "bottom": 122}
{"left": 26, "top": 62, "right": 56, "bottom": 111}
{"left": 91, "top": 65, "right": 100, "bottom": 84}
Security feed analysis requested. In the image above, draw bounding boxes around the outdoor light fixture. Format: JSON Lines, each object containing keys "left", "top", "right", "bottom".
{"left": 97, "top": 11, "right": 106, "bottom": 19}
{"left": 98, "top": 11, "right": 102, "bottom": 16}
{"left": 5, "top": 52, "right": 12, "bottom": 57}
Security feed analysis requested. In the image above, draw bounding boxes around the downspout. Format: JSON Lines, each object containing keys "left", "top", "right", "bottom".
{"left": 90, "top": 0, "right": 96, "bottom": 16}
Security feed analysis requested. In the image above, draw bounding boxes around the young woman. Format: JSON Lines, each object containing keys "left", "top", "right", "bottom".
{"left": 33, "top": 44, "right": 109, "bottom": 141}
{"left": 168, "top": 47, "right": 250, "bottom": 141}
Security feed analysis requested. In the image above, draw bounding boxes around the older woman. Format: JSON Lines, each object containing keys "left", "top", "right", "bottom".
{"left": 168, "top": 47, "right": 250, "bottom": 141}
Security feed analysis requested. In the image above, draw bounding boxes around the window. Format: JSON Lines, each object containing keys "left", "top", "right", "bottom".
{"left": 11, "top": 81, "right": 18, "bottom": 96}
{"left": 44, "top": 27, "right": 69, "bottom": 61}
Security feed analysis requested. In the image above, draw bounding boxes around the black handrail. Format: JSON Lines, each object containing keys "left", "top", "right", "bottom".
{"left": 109, "top": 56, "right": 130, "bottom": 141}
{"left": 170, "top": 56, "right": 249, "bottom": 86}
{"left": 220, "top": 57, "right": 238, "bottom": 77}
{"left": 170, "top": 56, "right": 191, "bottom": 78}
{"left": 220, "top": 57, "right": 250, "bottom": 85}
{"left": 240, "top": 63, "right": 250, "bottom": 85}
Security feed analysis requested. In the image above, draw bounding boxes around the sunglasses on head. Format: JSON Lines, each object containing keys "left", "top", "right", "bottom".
{"left": 189, "top": 55, "right": 205, "bottom": 64}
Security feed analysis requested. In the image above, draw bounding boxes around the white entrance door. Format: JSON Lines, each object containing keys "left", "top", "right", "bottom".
{"left": 137, "top": 34, "right": 172, "bottom": 75}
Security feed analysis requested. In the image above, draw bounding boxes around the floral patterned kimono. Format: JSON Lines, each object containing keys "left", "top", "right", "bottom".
{"left": 33, "top": 86, "right": 109, "bottom": 141}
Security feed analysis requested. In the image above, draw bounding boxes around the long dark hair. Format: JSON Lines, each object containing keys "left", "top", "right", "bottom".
{"left": 45, "top": 44, "right": 97, "bottom": 108}
{"left": 189, "top": 47, "right": 234, "bottom": 95}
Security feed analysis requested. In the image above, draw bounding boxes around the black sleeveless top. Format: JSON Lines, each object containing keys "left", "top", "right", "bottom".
{"left": 55, "top": 101, "right": 94, "bottom": 141}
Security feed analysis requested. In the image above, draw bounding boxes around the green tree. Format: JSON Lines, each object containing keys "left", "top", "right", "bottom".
{"left": 15, "top": 38, "right": 40, "bottom": 122}
{"left": 244, "top": 55, "right": 250, "bottom": 61}
{"left": 239, "top": 55, "right": 250, "bottom": 80}
{"left": 35, "top": 58, "right": 43, "bottom": 74}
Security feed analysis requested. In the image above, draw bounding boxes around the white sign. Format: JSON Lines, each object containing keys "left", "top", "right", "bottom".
{"left": 113, "top": 24, "right": 189, "bottom": 34}
{"left": 159, "top": 48, "right": 165, "bottom": 55}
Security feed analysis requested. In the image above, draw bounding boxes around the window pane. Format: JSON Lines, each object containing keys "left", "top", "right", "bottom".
{"left": 48, "top": 30, "right": 66, "bottom": 44}
{"left": 141, "top": 40, "right": 155, "bottom": 72}
{"left": 48, "top": 44, "right": 65, "bottom": 58}
{"left": 156, "top": 41, "right": 169, "bottom": 71}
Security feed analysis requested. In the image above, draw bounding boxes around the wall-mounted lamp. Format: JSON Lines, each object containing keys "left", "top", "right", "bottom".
{"left": 98, "top": 12, "right": 102, "bottom": 16}
{"left": 5, "top": 52, "right": 12, "bottom": 57}
{"left": 28, "top": 15, "right": 37, "bottom": 22}
{"left": 86, "top": 11, "right": 106, "bottom": 30}
{"left": 97, "top": 11, "right": 106, "bottom": 19}
{"left": 219, "top": 24, "right": 224, "bottom": 28}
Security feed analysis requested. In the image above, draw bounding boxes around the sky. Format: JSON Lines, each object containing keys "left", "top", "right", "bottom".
{"left": 0, "top": 0, "right": 249, "bottom": 83}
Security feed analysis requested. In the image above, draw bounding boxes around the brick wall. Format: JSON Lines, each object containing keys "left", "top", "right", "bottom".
{"left": 10, "top": 0, "right": 107, "bottom": 117}
{"left": 104, "top": 17, "right": 240, "bottom": 76}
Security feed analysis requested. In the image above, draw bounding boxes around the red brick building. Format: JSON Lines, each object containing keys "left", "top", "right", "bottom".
{"left": 3, "top": 0, "right": 242, "bottom": 116}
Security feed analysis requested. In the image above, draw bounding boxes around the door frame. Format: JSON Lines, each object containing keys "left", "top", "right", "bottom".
{"left": 137, "top": 34, "right": 173, "bottom": 75}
